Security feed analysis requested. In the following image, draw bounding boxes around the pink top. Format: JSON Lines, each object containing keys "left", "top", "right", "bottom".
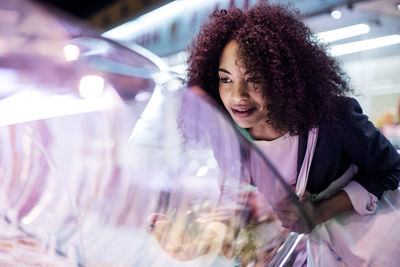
{"left": 253, "top": 132, "right": 378, "bottom": 215}
{"left": 253, "top": 132, "right": 298, "bottom": 187}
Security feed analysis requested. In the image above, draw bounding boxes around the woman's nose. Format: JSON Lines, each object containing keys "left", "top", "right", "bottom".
{"left": 232, "top": 81, "right": 249, "bottom": 101}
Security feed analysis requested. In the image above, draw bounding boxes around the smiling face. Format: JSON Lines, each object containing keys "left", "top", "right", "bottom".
{"left": 218, "top": 40, "right": 278, "bottom": 140}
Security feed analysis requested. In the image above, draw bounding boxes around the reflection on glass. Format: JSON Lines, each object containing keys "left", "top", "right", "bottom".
{"left": 79, "top": 75, "right": 105, "bottom": 99}
{"left": 63, "top": 44, "right": 80, "bottom": 61}
{"left": 0, "top": 0, "right": 315, "bottom": 266}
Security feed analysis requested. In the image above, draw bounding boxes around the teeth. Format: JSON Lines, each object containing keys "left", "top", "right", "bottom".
{"left": 234, "top": 108, "right": 252, "bottom": 112}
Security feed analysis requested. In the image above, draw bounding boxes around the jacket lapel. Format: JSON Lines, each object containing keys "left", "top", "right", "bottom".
{"left": 297, "top": 131, "right": 308, "bottom": 177}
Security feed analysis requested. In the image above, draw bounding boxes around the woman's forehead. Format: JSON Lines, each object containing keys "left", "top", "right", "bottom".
{"left": 219, "top": 41, "right": 247, "bottom": 71}
{"left": 220, "top": 41, "right": 238, "bottom": 61}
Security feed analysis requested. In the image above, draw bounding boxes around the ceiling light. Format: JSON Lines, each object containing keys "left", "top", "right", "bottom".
{"left": 79, "top": 75, "right": 105, "bottom": 99}
{"left": 103, "top": 1, "right": 181, "bottom": 40}
{"left": 134, "top": 91, "right": 152, "bottom": 102}
{"left": 102, "top": 0, "right": 209, "bottom": 40}
{"left": 196, "top": 166, "right": 209, "bottom": 176}
{"left": 330, "top": 34, "right": 400, "bottom": 56}
{"left": 330, "top": 10, "right": 342, "bottom": 19}
{"left": 318, "top": 23, "right": 370, "bottom": 43}
{"left": 63, "top": 44, "right": 80, "bottom": 61}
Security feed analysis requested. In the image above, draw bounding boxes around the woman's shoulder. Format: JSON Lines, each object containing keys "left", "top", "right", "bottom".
{"left": 318, "top": 96, "right": 358, "bottom": 131}
{"left": 321, "top": 96, "right": 383, "bottom": 143}
{"left": 334, "top": 96, "right": 360, "bottom": 113}
{"left": 338, "top": 96, "right": 370, "bottom": 127}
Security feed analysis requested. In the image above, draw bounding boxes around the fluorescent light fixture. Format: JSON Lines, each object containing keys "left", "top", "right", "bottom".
{"left": 318, "top": 23, "right": 370, "bottom": 43}
{"left": 330, "top": 10, "right": 342, "bottom": 19}
{"left": 103, "top": 1, "right": 180, "bottom": 39}
{"left": 102, "top": 0, "right": 211, "bottom": 40}
{"left": 0, "top": 89, "right": 117, "bottom": 126}
{"left": 330, "top": 34, "right": 400, "bottom": 56}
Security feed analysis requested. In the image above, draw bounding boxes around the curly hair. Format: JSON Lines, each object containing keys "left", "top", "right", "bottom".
{"left": 187, "top": 4, "right": 353, "bottom": 134}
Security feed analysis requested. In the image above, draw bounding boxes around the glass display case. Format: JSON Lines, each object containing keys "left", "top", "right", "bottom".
{"left": 0, "top": 0, "right": 314, "bottom": 266}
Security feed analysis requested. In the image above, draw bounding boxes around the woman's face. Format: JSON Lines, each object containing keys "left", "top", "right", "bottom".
{"left": 218, "top": 40, "right": 269, "bottom": 132}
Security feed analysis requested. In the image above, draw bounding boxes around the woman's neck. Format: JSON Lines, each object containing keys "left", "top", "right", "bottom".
{"left": 249, "top": 124, "right": 286, "bottom": 141}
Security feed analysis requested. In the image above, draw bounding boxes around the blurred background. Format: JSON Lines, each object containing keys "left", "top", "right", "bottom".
{"left": 34, "top": 0, "right": 400, "bottom": 147}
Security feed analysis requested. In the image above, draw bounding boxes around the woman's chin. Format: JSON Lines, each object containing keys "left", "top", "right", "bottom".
{"left": 233, "top": 120, "right": 252, "bottom": 129}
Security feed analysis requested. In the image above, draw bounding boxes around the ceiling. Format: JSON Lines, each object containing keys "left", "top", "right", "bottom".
{"left": 35, "top": 0, "right": 400, "bottom": 28}
{"left": 358, "top": 0, "right": 400, "bottom": 17}
{"left": 33, "top": 0, "right": 400, "bottom": 60}
{"left": 33, "top": 0, "right": 118, "bottom": 18}
{"left": 36, "top": 0, "right": 400, "bottom": 18}
{"left": 34, "top": 0, "right": 173, "bottom": 29}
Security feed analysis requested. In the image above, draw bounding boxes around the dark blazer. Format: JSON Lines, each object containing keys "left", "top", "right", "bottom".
{"left": 298, "top": 97, "right": 400, "bottom": 199}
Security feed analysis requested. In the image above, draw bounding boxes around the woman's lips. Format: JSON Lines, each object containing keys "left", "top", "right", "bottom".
{"left": 231, "top": 106, "right": 256, "bottom": 118}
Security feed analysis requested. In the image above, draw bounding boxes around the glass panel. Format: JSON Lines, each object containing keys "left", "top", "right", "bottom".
{"left": 0, "top": 0, "right": 315, "bottom": 266}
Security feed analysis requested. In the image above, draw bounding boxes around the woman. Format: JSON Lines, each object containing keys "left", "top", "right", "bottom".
{"left": 150, "top": 4, "right": 400, "bottom": 266}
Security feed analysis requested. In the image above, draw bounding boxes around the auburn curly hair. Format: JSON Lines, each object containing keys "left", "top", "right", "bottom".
{"left": 186, "top": 4, "right": 353, "bottom": 134}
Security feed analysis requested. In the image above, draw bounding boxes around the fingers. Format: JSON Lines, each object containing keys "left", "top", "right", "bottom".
{"left": 147, "top": 213, "right": 168, "bottom": 229}
{"left": 148, "top": 215, "right": 189, "bottom": 256}
{"left": 148, "top": 213, "right": 170, "bottom": 227}
{"left": 299, "top": 190, "right": 311, "bottom": 201}
{"left": 275, "top": 214, "right": 296, "bottom": 229}
{"left": 273, "top": 198, "right": 303, "bottom": 231}
{"left": 152, "top": 220, "right": 173, "bottom": 243}
{"left": 147, "top": 213, "right": 178, "bottom": 243}
{"left": 273, "top": 200, "right": 298, "bottom": 214}
{"left": 273, "top": 207, "right": 312, "bottom": 233}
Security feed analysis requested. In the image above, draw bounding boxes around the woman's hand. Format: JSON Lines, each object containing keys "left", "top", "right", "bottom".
{"left": 272, "top": 190, "right": 354, "bottom": 234}
{"left": 237, "top": 190, "right": 275, "bottom": 222}
{"left": 272, "top": 191, "right": 317, "bottom": 234}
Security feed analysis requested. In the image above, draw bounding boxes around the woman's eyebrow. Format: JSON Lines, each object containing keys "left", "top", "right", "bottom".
{"left": 218, "top": 68, "right": 230, "bottom": 74}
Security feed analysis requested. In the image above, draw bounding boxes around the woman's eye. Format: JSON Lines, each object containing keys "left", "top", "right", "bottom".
{"left": 219, "top": 77, "right": 231, "bottom": 83}
{"left": 247, "top": 77, "right": 259, "bottom": 83}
